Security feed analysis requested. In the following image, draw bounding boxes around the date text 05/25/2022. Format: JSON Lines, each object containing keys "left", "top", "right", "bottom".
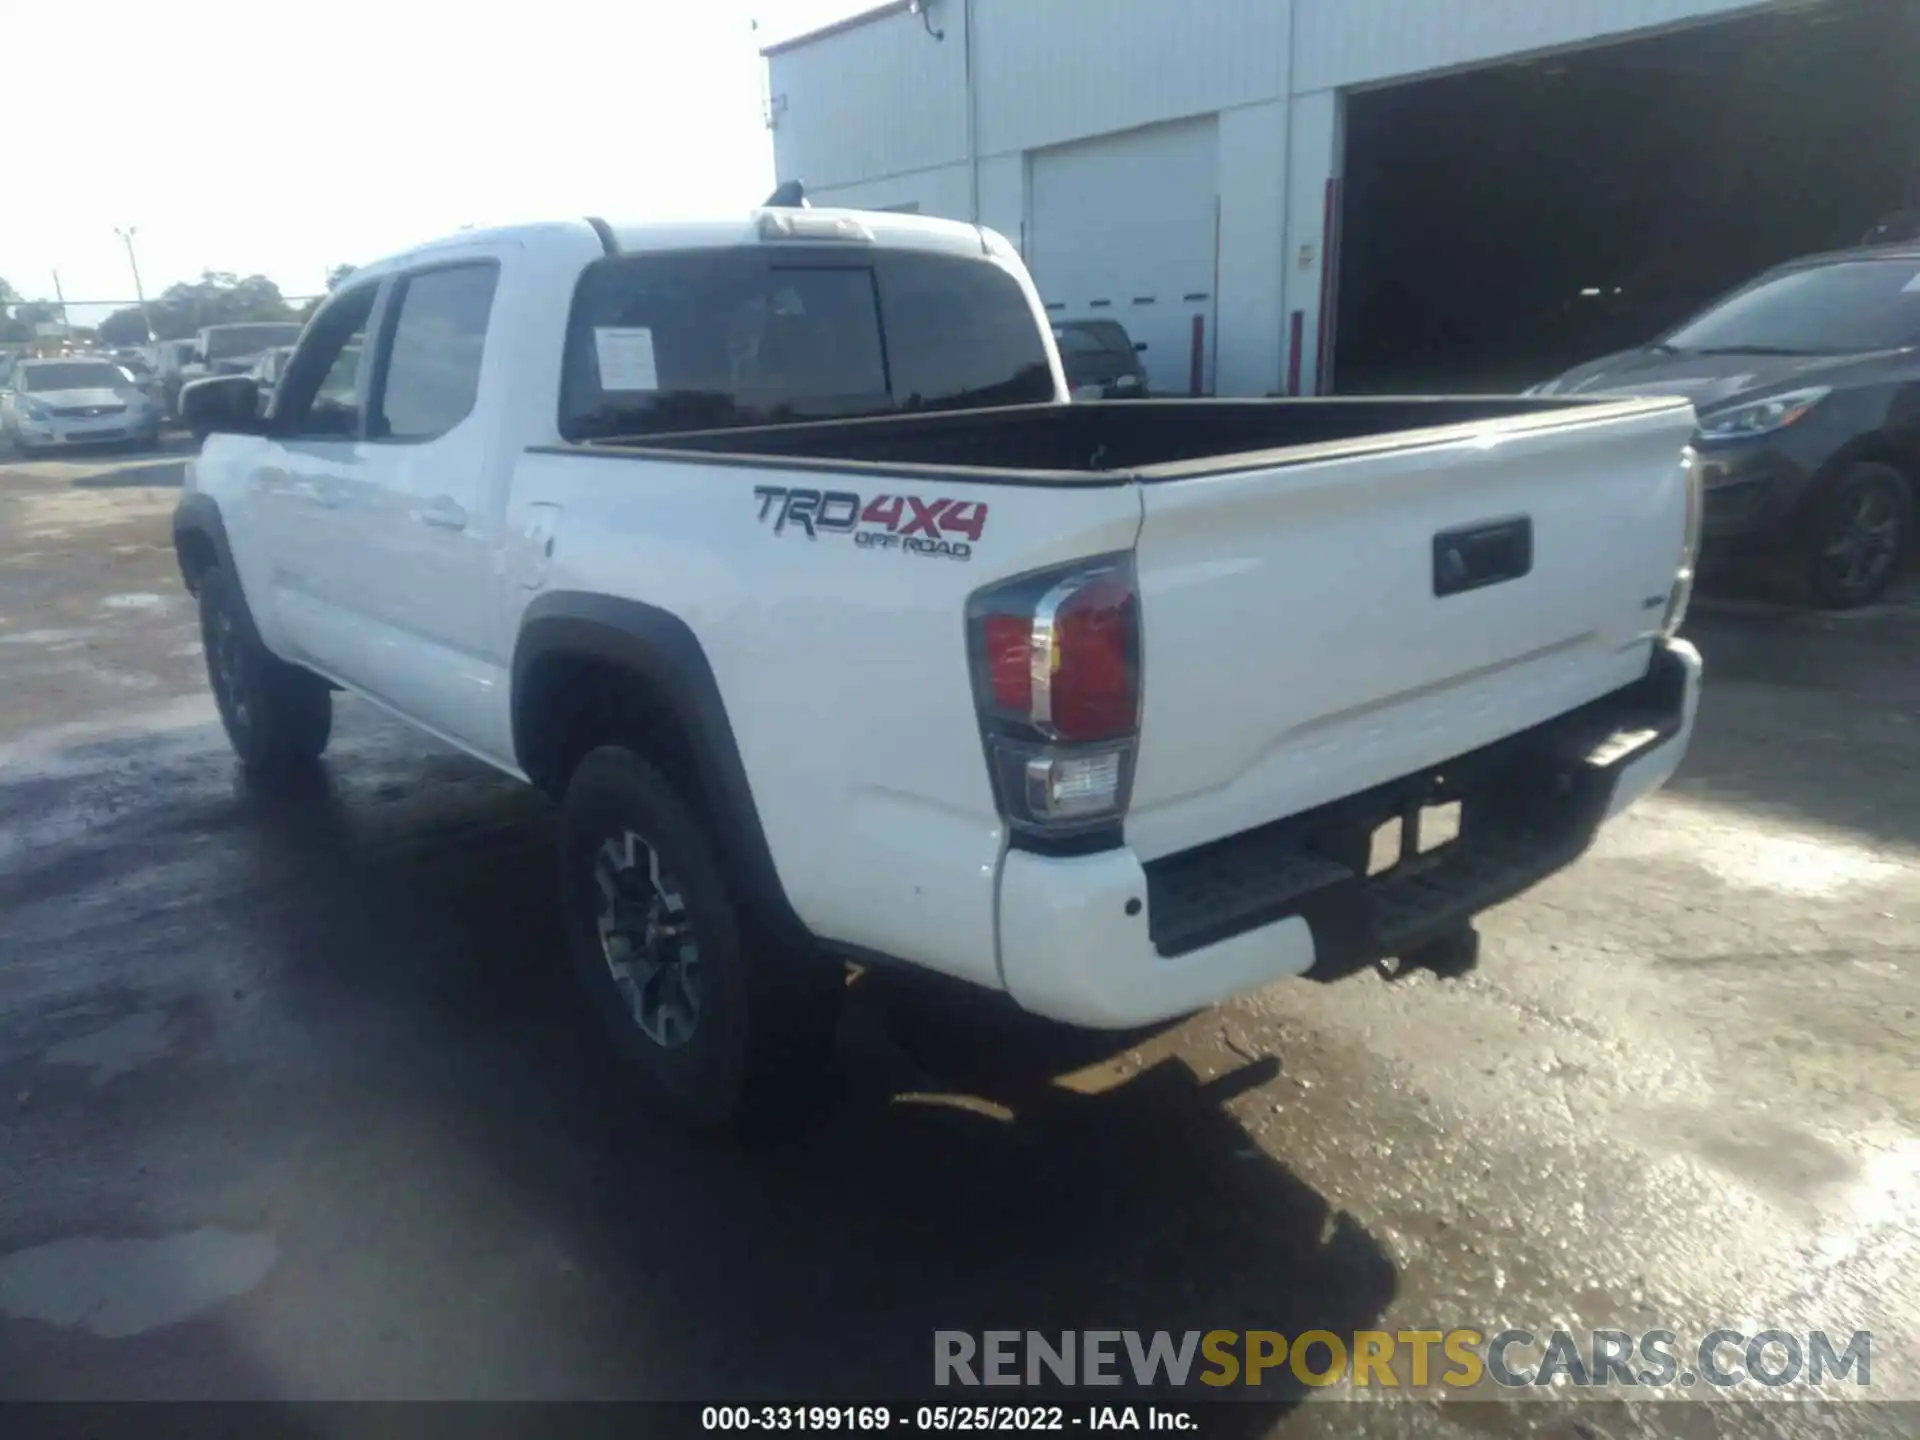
{"left": 701, "top": 1405, "right": 1194, "bottom": 1432}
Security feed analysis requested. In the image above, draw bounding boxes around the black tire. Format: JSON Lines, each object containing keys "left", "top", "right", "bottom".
{"left": 560, "top": 745, "right": 843, "bottom": 1129}
{"left": 198, "top": 564, "right": 332, "bottom": 769}
{"left": 1804, "top": 461, "right": 1914, "bottom": 610}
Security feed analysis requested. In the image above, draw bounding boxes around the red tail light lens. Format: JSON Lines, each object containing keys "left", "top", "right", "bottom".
{"left": 984, "top": 613, "right": 1034, "bottom": 714}
{"left": 966, "top": 556, "right": 1142, "bottom": 840}
{"left": 1047, "top": 573, "right": 1137, "bottom": 741}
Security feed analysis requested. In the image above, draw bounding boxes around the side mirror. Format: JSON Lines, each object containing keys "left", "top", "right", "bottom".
{"left": 1134, "top": 341, "right": 1149, "bottom": 353}
{"left": 180, "top": 375, "right": 264, "bottom": 437}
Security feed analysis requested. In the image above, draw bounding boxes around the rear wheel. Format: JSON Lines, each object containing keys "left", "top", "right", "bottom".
{"left": 1804, "top": 462, "right": 1913, "bottom": 609}
{"left": 560, "top": 745, "right": 842, "bottom": 1129}
{"left": 198, "top": 564, "right": 332, "bottom": 769}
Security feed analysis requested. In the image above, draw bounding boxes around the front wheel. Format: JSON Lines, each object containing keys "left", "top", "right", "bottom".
{"left": 1805, "top": 462, "right": 1913, "bottom": 609}
{"left": 198, "top": 564, "right": 332, "bottom": 770}
{"left": 560, "top": 746, "right": 843, "bottom": 1129}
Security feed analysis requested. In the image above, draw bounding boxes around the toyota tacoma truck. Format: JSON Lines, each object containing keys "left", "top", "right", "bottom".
{"left": 174, "top": 206, "right": 1704, "bottom": 1126}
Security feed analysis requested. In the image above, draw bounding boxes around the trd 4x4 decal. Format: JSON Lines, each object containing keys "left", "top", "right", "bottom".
{"left": 753, "top": 485, "right": 987, "bottom": 561}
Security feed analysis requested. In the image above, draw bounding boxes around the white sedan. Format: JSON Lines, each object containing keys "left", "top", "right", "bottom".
{"left": 2, "top": 357, "right": 164, "bottom": 456}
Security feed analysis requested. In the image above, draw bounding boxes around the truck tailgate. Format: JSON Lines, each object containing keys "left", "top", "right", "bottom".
{"left": 1125, "top": 401, "right": 1696, "bottom": 862}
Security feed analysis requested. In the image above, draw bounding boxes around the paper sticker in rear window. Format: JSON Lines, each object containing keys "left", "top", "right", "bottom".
{"left": 594, "top": 327, "right": 659, "bottom": 391}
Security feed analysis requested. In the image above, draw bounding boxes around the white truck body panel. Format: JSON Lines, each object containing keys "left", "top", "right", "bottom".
{"left": 1126, "top": 404, "right": 1696, "bottom": 860}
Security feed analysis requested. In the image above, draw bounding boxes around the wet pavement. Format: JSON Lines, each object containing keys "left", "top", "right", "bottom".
{"left": 0, "top": 447, "right": 1916, "bottom": 1433}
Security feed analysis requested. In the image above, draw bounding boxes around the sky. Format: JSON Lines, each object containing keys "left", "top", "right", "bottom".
{"left": 1, "top": 0, "right": 869, "bottom": 325}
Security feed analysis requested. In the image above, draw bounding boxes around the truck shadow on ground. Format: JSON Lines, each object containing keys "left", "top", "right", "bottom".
{"left": 67, "top": 458, "right": 187, "bottom": 489}
{"left": 196, "top": 754, "right": 1400, "bottom": 1406}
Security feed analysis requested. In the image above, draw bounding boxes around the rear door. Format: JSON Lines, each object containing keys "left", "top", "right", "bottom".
{"left": 1123, "top": 403, "right": 1698, "bottom": 861}
{"left": 344, "top": 253, "right": 513, "bottom": 759}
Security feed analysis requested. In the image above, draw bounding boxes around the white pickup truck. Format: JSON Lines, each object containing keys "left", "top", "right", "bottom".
{"left": 175, "top": 206, "right": 1703, "bottom": 1125}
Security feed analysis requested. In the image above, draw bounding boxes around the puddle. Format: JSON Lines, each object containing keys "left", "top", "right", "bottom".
{"left": 0, "top": 1228, "right": 278, "bottom": 1338}
{"left": 1602, "top": 795, "right": 1910, "bottom": 895}
{"left": 99, "top": 593, "right": 170, "bottom": 612}
{"left": 41, "top": 1011, "right": 173, "bottom": 1085}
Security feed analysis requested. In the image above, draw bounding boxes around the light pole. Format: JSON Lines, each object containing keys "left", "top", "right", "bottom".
{"left": 114, "top": 226, "right": 153, "bottom": 344}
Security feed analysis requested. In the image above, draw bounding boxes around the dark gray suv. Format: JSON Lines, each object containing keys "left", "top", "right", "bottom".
{"left": 1529, "top": 248, "right": 1920, "bottom": 608}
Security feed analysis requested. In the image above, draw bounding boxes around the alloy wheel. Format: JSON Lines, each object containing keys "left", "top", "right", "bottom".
{"left": 594, "top": 829, "right": 702, "bottom": 1048}
{"left": 1818, "top": 481, "right": 1903, "bottom": 601}
{"left": 209, "top": 605, "right": 251, "bottom": 732}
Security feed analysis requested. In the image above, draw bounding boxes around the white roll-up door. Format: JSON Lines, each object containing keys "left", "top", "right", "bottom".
{"left": 1027, "top": 116, "right": 1221, "bottom": 396}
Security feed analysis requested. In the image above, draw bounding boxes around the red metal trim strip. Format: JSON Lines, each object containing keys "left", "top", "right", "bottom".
{"left": 1315, "top": 175, "right": 1343, "bottom": 395}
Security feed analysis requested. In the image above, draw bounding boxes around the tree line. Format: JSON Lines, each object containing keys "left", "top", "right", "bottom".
{"left": 0, "top": 266, "right": 354, "bottom": 346}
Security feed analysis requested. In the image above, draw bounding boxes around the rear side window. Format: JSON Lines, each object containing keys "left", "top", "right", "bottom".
{"left": 373, "top": 262, "right": 499, "bottom": 441}
{"left": 559, "top": 246, "right": 1053, "bottom": 441}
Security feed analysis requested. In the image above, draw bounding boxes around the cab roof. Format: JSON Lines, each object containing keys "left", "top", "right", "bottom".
{"left": 350, "top": 209, "right": 1000, "bottom": 284}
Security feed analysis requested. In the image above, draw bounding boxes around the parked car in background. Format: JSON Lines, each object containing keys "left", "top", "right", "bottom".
{"left": 192, "top": 323, "right": 304, "bottom": 377}
{"left": 176, "top": 323, "right": 306, "bottom": 414}
{"left": 1054, "top": 318, "right": 1150, "bottom": 400}
{"left": 1, "top": 355, "right": 163, "bottom": 454}
{"left": 1527, "top": 246, "right": 1920, "bottom": 608}
{"left": 149, "top": 338, "right": 200, "bottom": 420}
{"left": 114, "top": 353, "right": 168, "bottom": 412}
{"left": 247, "top": 345, "right": 297, "bottom": 413}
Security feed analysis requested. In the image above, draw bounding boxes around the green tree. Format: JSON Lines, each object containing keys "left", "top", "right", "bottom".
{"left": 300, "top": 263, "right": 357, "bottom": 319}
{"left": 0, "top": 277, "right": 32, "bottom": 342}
{"left": 9, "top": 300, "right": 63, "bottom": 336}
{"left": 96, "top": 307, "right": 153, "bottom": 346}
{"left": 145, "top": 271, "right": 298, "bottom": 340}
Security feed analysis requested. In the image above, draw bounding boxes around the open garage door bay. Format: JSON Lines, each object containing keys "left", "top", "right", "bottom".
{"left": 1335, "top": 0, "right": 1920, "bottom": 395}
{"left": 1027, "top": 117, "right": 1219, "bottom": 396}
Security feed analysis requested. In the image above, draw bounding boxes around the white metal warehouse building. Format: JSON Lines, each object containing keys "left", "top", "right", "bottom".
{"left": 763, "top": 0, "right": 1920, "bottom": 398}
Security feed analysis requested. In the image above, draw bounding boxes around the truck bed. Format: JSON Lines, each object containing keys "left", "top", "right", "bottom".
{"left": 584, "top": 395, "right": 1682, "bottom": 480}
{"left": 548, "top": 390, "right": 1698, "bottom": 880}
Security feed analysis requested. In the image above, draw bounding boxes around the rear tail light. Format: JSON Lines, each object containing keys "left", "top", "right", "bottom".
{"left": 1663, "top": 446, "right": 1702, "bottom": 637}
{"left": 966, "top": 555, "right": 1141, "bottom": 840}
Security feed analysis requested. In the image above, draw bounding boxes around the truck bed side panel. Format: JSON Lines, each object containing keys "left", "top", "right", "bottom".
{"left": 508, "top": 450, "right": 1143, "bottom": 991}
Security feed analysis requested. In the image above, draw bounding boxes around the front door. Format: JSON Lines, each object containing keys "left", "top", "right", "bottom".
{"left": 249, "top": 280, "right": 385, "bottom": 683}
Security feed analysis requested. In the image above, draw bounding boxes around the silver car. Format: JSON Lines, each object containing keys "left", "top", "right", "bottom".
{"left": 2, "top": 356, "right": 164, "bottom": 455}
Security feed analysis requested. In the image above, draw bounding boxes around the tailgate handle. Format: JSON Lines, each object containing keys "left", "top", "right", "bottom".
{"left": 1433, "top": 516, "right": 1533, "bottom": 597}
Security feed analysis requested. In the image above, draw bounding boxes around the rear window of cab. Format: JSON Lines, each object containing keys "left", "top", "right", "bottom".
{"left": 558, "top": 246, "right": 1055, "bottom": 442}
